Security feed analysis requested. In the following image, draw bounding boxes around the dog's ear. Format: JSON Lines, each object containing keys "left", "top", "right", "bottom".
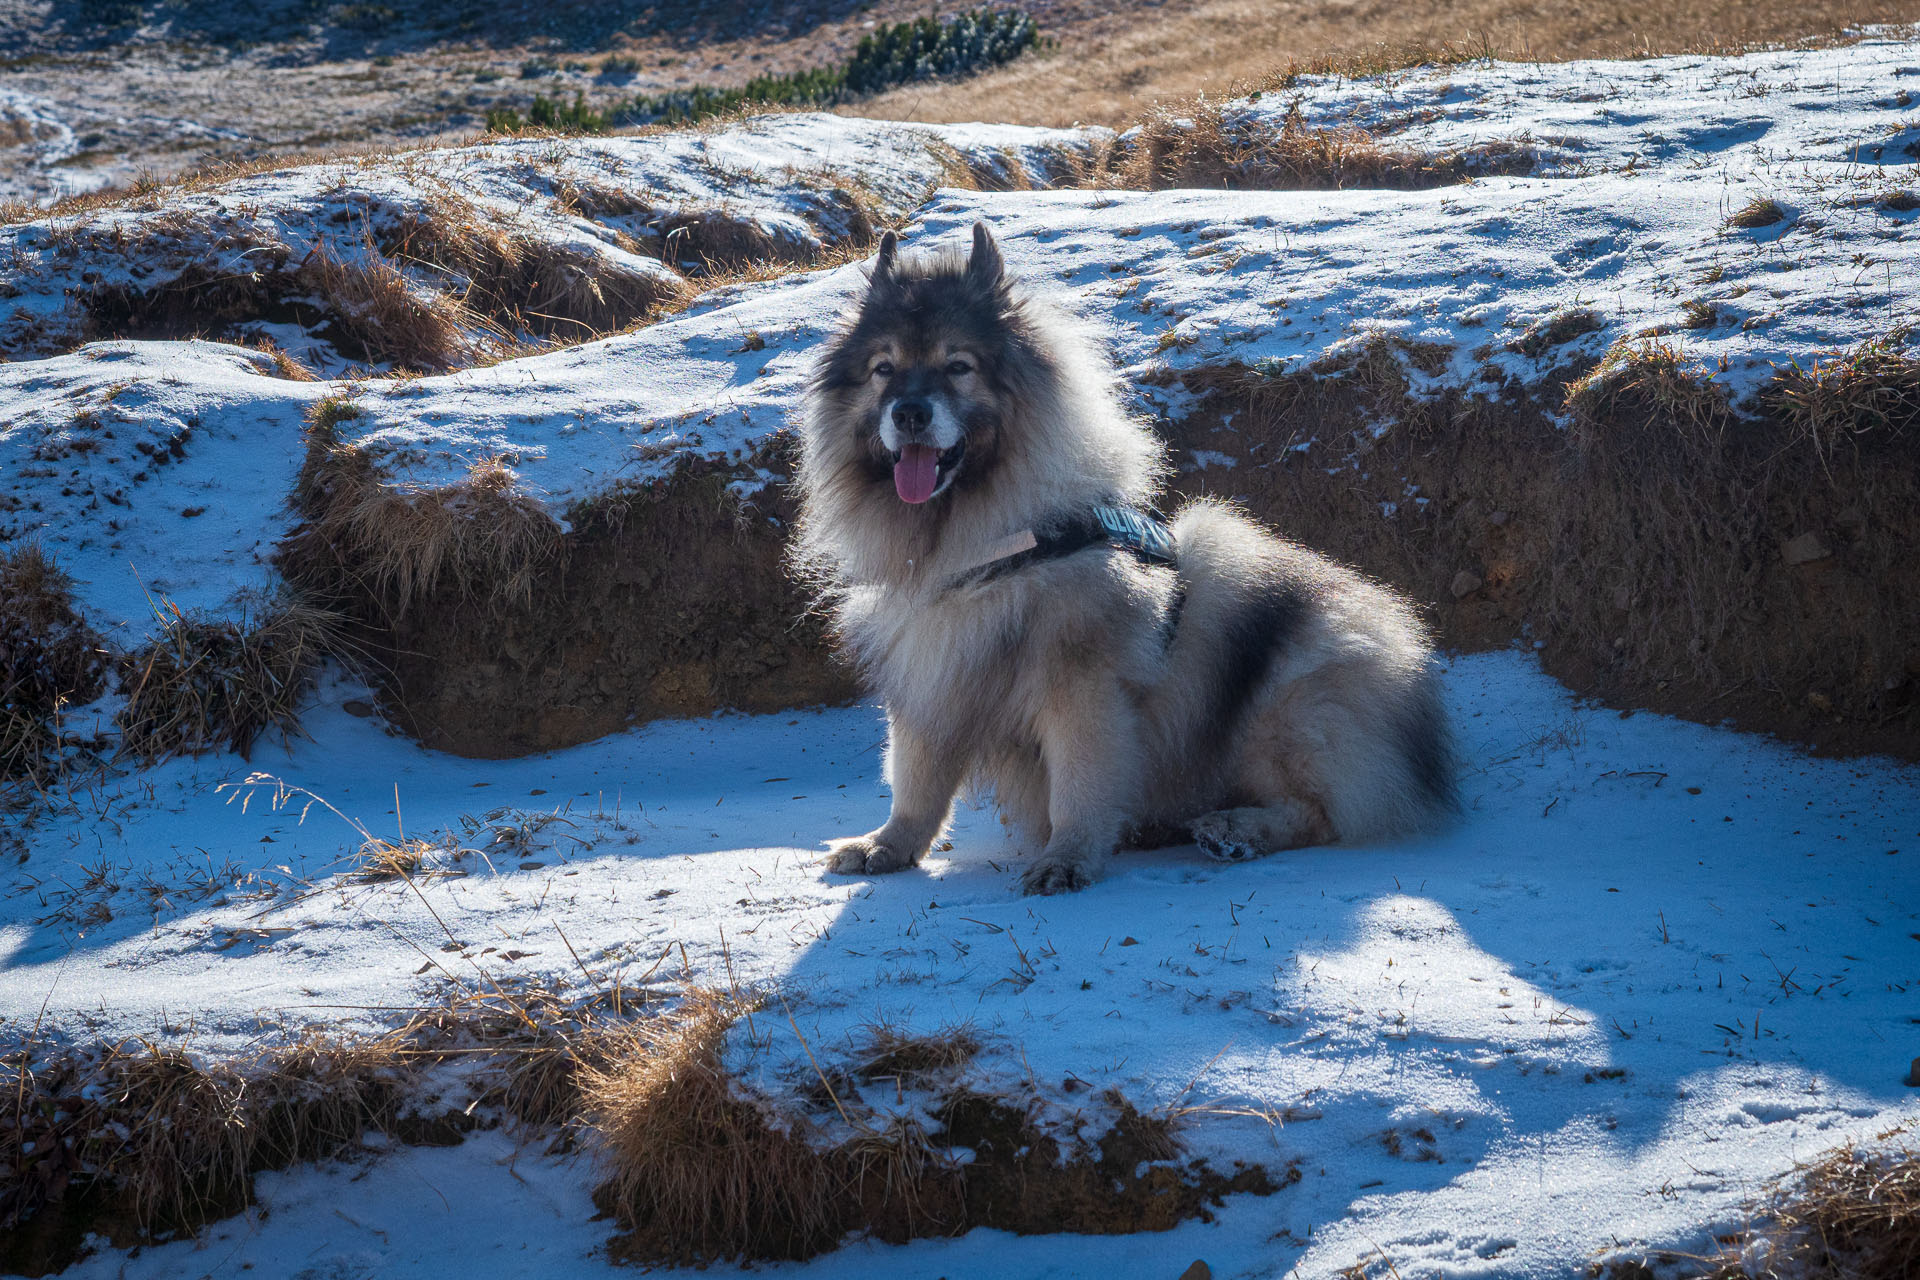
{"left": 871, "top": 230, "right": 898, "bottom": 284}
{"left": 966, "top": 221, "right": 1004, "bottom": 288}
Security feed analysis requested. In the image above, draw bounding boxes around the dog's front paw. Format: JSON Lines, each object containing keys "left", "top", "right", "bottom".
{"left": 824, "top": 834, "right": 916, "bottom": 877}
{"left": 1020, "top": 853, "right": 1095, "bottom": 895}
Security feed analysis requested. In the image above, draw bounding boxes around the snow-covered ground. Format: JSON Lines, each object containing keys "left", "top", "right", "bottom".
{"left": 4, "top": 30, "right": 1920, "bottom": 1280}
{"left": 8, "top": 653, "right": 1918, "bottom": 1278}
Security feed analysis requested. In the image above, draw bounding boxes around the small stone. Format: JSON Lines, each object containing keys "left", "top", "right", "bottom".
{"left": 1907, "top": 1057, "right": 1920, "bottom": 1087}
{"left": 1782, "top": 532, "right": 1830, "bottom": 565}
{"left": 1807, "top": 691, "right": 1834, "bottom": 713}
{"left": 1450, "top": 569, "right": 1484, "bottom": 599}
{"left": 342, "top": 699, "right": 374, "bottom": 717}
{"left": 1179, "top": 1263, "right": 1213, "bottom": 1280}
{"left": 1487, "top": 510, "right": 1510, "bottom": 526}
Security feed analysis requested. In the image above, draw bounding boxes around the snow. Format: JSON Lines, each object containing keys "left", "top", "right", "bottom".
{"left": 4, "top": 31, "right": 1920, "bottom": 1280}
{"left": 7, "top": 652, "right": 1919, "bottom": 1278}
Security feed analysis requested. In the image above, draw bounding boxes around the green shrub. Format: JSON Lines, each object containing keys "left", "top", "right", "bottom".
{"left": 486, "top": 9, "right": 1042, "bottom": 135}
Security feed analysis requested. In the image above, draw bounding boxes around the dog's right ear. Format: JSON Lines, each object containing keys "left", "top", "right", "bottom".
{"left": 871, "top": 230, "right": 898, "bottom": 284}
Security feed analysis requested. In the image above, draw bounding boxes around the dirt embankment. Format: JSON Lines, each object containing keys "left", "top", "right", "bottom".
{"left": 279, "top": 333, "right": 1920, "bottom": 762}
{"left": 279, "top": 420, "right": 855, "bottom": 758}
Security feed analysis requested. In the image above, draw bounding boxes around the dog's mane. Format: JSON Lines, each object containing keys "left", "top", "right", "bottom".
{"left": 791, "top": 244, "right": 1166, "bottom": 598}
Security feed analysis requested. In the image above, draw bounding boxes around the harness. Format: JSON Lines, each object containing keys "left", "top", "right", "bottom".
{"left": 942, "top": 504, "right": 1187, "bottom": 639}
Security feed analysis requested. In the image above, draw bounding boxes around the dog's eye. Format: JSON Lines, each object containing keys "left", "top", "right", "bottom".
{"left": 945, "top": 359, "right": 973, "bottom": 376}
{"left": 872, "top": 360, "right": 894, "bottom": 378}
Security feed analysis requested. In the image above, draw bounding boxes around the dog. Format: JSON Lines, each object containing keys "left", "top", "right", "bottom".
{"left": 791, "top": 221, "right": 1456, "bottom": 894}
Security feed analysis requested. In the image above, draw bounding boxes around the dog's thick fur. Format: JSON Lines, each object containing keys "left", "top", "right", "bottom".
{"left": 792, "top": 223, "right": 1456, "bottom": 894}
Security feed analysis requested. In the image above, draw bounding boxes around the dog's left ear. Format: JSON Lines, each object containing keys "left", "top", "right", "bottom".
{"left": 871, "top": 230, "right": 899, "bottom": 283}
{"left": 966, "top": 221, "right": 1004, "bottom": 288}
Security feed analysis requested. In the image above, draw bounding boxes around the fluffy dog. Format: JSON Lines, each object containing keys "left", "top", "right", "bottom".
{"left": 792, "top": 222, "right": 1456, "bottom": 894}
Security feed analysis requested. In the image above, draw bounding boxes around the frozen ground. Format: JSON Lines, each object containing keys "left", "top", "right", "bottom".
{"left": 4, "top": 32, "right": 1920, "bottom": 1280}
{"left": 6, "top": 652, "right": 1918, "bottom": 1278}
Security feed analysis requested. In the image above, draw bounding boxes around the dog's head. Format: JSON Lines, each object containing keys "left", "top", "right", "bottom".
{"left": 811, "top": 222, "right": 1047, "bottom": 506}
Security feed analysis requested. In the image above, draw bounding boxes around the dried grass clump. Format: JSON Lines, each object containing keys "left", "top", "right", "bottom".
{"left": 855, "top": 1021, "right": 981, "bottom": 1081}
{"left": 1728, "top": 195, "right": 1789, "bottom": 229}
{"left": 583, "top": 989, "right": 847, "bottom": 1263}
{"left": 1744, "top": 1144, "right": 1920, "bottom": 1280}
{"left": 1116, "top": 99, "right": 1532, "bottom": 191}
{"left": 295, "top": 238, "right": 468, "bottom": 371}
{"left": 1665, "top": 1144, "right": 1920, "bottom": 1280}
{"left": 387, "top": 192, "right": 690, "bottom": 339}
{"left": 351, "top": 835, "right": 437, "bottom": 882}
{"left": 1508, "top": 307, "right": 1607, "bottom": 358}
{"left": 1564, "top": 338, "right": 1733, "bottom": 447}
{"left": 283, "top": 399, "right": 567, "bottom": 619}
{"left": 0, "top": 545, "right": 107, "bottom": 797}
{"left": 1, "top": 1033, "right": 410, "bottom": 1243}
{"left": 1769, "top": 337, "right": 1920, "bottom": 462}
{"left": 656, "top": 206, "right": 817, "bottom": 270}
{"left": 116, "top": 597, "right": 343, "bottom": 762}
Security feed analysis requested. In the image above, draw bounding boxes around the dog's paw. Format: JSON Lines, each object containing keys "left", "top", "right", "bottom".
{"left": 1020, "top": 854, "right": 1094, "bottom": 895}
{"left": 824, "top": 835, "right": 915, "bottom": 877}
{"left": 1190, "top": 811, "right": 1269, "bottom": 863}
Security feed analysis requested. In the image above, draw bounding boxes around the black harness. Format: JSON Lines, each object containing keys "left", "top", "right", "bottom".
{"left": 943, "top": 504, "right": 1188, "bottom": 639}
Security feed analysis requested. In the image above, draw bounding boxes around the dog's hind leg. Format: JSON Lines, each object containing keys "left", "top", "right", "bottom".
{"left": 827, "top": 715, "right": 963, "bottom": 876}
{"left": 1190, "top": 798, "right": 1332, "bottom": 863}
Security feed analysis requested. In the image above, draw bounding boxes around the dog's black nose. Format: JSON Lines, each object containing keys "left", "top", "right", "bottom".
{"left": 891, "top": 399, "right": 931, "bottom": 434}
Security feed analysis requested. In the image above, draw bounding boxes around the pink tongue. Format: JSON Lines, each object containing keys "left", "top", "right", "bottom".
{"left": 893, "top": 444, "right": 940, "bottom": 504}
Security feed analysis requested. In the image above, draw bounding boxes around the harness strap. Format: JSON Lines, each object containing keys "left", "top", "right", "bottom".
{"left": 943, "top": 504, "right": 1182, "bottom": 602}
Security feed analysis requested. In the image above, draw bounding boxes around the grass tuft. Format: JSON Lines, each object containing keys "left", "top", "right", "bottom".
{"left": 283, "top": 399, "right": 567, "bottom": 619}
{"left": 0, "top": 545, "right": 108, "bottom": 801}
{"left": 1727, "top": 195, "right": 1788, "bottom": 229}
{"left": 1117, "top": 99, "right": 1533, "bottom": 191}
{"left": 1768, "top": 336, "right": 1920, "bottom": 462}
{"left": 583, "top": 988, "right": 847, "bottom": 1263}
{"left": 854, "top": 1021, "right": 982, "bottom": 1081}
{"left": 116, "top": 597, "right": 344, "bottom": 762}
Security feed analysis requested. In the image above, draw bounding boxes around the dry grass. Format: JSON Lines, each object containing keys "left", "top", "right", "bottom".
{"left": 582, "top": 989, "right": 852, "bottom": 1263}
{"left": 4, "top": 978, "right": 1275, "bottom": 1270}
{"left": 350, "top": 835, "right": 439, "bottom": 882}
{"left": 1769, "top": 336, "right": 1920, "bottom": 463}
{"left": 1719, "top": 1144, "right": 1920, "bottom": 1280}
{"left": 1601, "top": 1142, "right": 1920, "bottom": 1279}
{"left": 848, "top": 3, "right": 1917, "bottom": 129}
{"left": 295, "top": 237, "right": 470, "bottom": 370}
{"left": 0, "top": 545, "right": 107, "bottom": 800}
{"left": 1115, "top": 100, "right": 1534, "bottom": 191}
{"left": 2, "top": 1032, "right": 411, "bottom": 1243}
{"left": 115, "top": 596, "right": 343, "bottom": 763}
{"left": 854, "top": 1021, "right": 982, "bottom": 1082}
{"left": 1728, "top": 195, "right": 1790, "bottom": 229}
{"left": 386, "top": 191, "right": 692, "bottom": 340}
{"left": 1, "top": 978, "right": 632, "bottom": 1264}
{"left": 1564, "top": 337, "right": 1733, "bottom": 442}
{"left": 282, "top": 397, "right": 567, "bottom": 619}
